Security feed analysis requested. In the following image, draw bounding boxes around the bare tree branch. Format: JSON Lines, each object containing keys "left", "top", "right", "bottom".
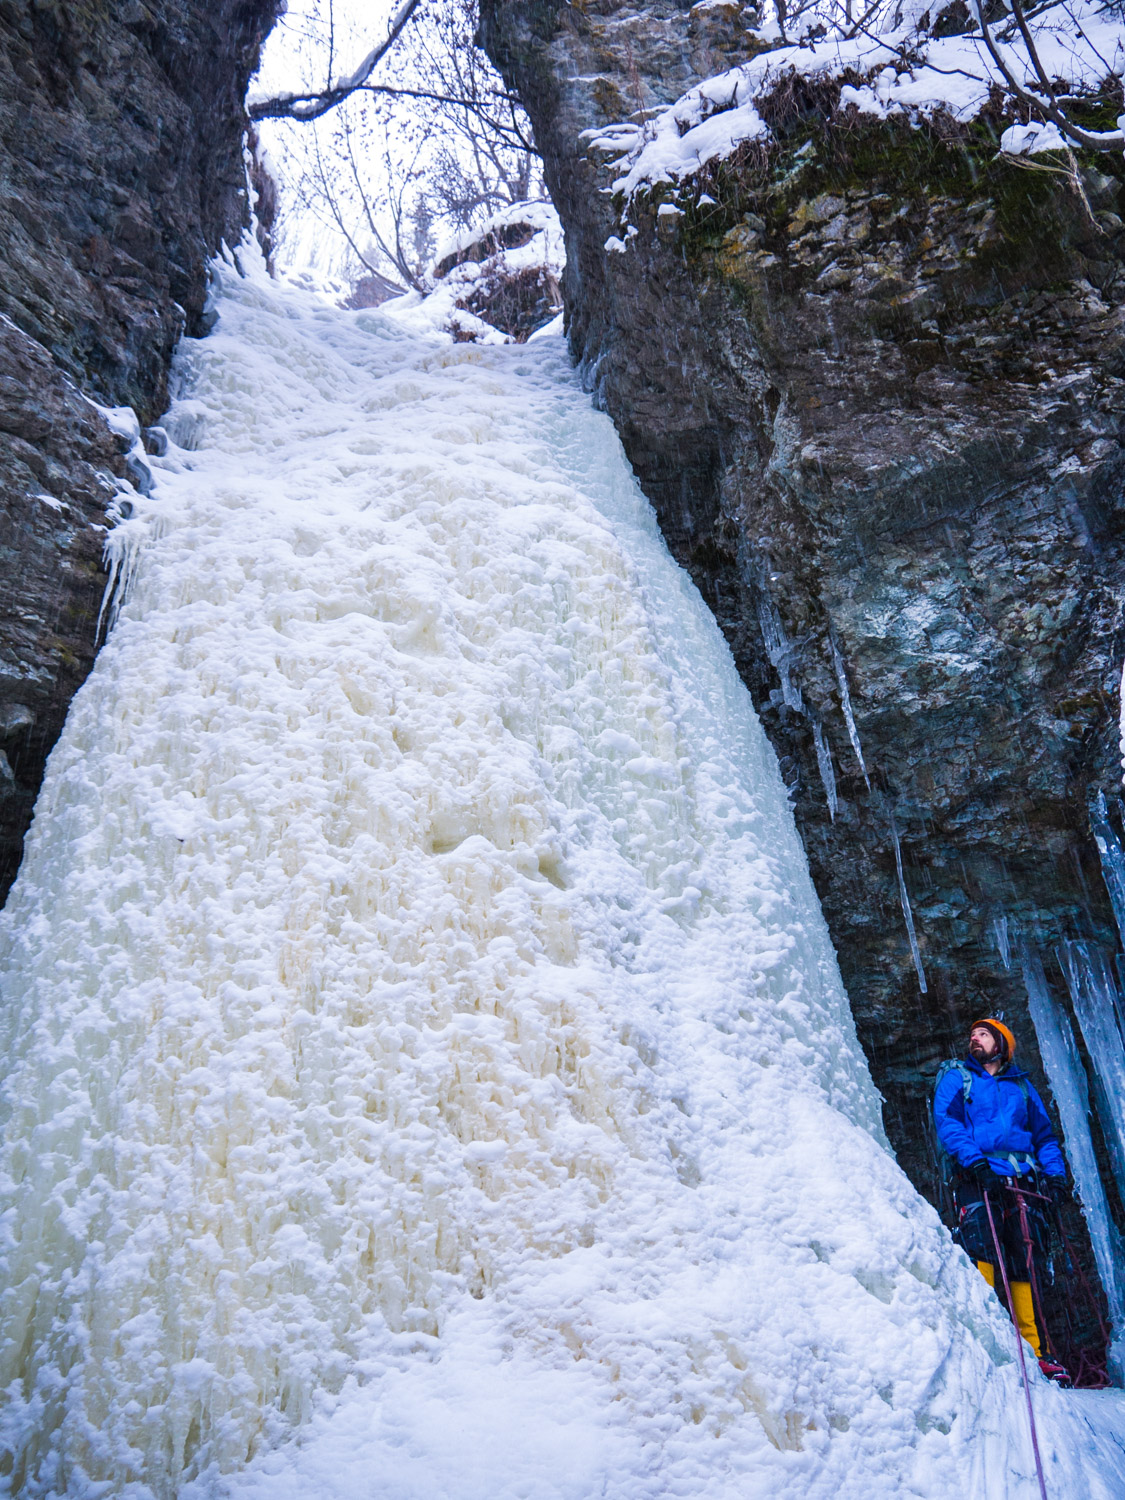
{"left": 1008, "top": 0, "right": 1060, "bottom": 101}
{"left": 262, "top": 0, "right": 545, "bottom": 293}
{"left": 972, "top": 0, "right": 1124, "bottom": 151}
{"left": 250, "top": 0, "right": 424, "bottom": 122}
{"left": 343, "top": 83, "right": 537, "bottom": 151}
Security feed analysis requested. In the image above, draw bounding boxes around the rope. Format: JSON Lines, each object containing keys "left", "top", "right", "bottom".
{"left": 984, "top": 1187, "right": 1049, "bottom": 1500}
{"left": 1050, "top": 1211, "right": 1112, "bottom": 1350}
{"left": 1010, "top": 1180, "right": 1112, "bottom": 1386}
{"left": 1009, "top": 1184, "right": 1054, "bottom": 1359}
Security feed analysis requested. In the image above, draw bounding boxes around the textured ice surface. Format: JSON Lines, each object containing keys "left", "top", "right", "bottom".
{"left": 1, "top": 252, "right": 1124, "bottom": 1499}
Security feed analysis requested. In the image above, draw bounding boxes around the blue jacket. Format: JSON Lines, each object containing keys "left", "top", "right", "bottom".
{"left": 933, "top": 1056, "right": 1067, "bottom": 1178}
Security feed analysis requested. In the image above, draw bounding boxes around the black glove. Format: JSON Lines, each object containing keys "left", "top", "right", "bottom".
{"left": 970, "top": 1160, "right": 997, "bottom": 1189}
{"left": 1046, "top": 1177, "right": 1069, "bottom": 1207}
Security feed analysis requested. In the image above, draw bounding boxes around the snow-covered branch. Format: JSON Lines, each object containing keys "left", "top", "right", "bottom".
{"left": 249, "top": 0, "right": 424, "bottom": 123}
{"left": 587, "top": 0, "right": 1125, "bottom": 202}
{"left": 973, "top": 0, "right": 1124, "bottom": 153}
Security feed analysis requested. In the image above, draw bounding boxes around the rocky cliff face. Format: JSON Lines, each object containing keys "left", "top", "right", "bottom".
{"left": 0, "top": 0, "right": 278, "bottom": 900}
{"left": 480, "top": 0, "right": 1125, "bottom": 1301}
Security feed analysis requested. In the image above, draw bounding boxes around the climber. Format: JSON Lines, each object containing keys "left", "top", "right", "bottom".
{"left": 933, "top": 1018, "right": 1071, "bottom": 1382}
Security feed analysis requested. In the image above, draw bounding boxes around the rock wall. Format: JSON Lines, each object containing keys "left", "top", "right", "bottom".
{"left": 0, "top": 0, "right": 279, "bottom": 900}
{"left": 480, "top": 0, "right": 1125, "bottom": 1304}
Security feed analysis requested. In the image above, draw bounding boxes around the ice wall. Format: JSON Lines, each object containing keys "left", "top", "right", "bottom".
{"left": 1, "top": 256, "right": 1123, "bottom": 1499}
{"left": 1022, "top": 944, "right": 1125, "bottom": 1378}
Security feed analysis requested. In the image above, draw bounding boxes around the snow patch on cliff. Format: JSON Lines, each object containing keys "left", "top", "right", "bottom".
{"left": 587, "top": 1, "right": 1124, "bottom": 202}
{"left": 391, "top": 200, "right": 564, "bottom": 344}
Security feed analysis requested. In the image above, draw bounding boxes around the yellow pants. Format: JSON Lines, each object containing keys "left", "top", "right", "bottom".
{"left": 977, "top": 1260, "right": 1041, "bottom": 1357}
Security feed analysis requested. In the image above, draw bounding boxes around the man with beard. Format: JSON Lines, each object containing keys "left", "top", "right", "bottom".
{"left": 933, "top": 1018, "right": 1070, "bottom": 1380}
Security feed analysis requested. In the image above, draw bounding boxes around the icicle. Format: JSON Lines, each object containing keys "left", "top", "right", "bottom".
{"left": 1091, "top": 792, "right": 1125, "bottom": 953}
{"left": 991, "top": 913, "right": 1011, "bottom": 970}
{"left": 754, "top": 579, "right": 835, "bottom": 820}
{"left": 1023, "top": 942, "right": 1125, "bottom": 1379}
{"left": 812, "top": 719, "right": 837, "bottom": 822}
{"left": 1056, "top": 940, "right": 1125, "bottom": 1208}
{"left": 889, "top": 814, "right": 927, "bottom": 994}
{"left": 95, "top": 491, "right": 165, "bottom": 644}
{"left": 830, "top": 631, "right": 870, "bottom": 788}
{"left": 754, "top": 578, "right": 804, "bottom": 712}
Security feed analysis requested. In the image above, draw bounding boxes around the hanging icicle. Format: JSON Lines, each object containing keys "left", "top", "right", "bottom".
{"left": 830, "top": 630, "right": 870, "bottom": 789}
{"left": 889, "top": 812, "right": 927, "bottom": 994}
{"left": 812, "top": 718, "right": 837, "bottom": 822}
{"left": 1023, "top": 942, "right": 1125, "bottom": 1379}
{"left": 1091, "top": 791, "right": 1125, "bottom": 954}
{"left": 1056, "top": 940, "right": 1125, "bottom": 1210}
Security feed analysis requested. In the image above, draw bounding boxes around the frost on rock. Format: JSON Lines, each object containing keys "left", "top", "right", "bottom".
{"left": 1, "top": 249, "right": 1124, "bottom": 1500}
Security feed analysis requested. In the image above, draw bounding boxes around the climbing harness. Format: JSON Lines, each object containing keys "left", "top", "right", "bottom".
{"left": 984, "top": 1187, "right": 1049, "bottom": 1500}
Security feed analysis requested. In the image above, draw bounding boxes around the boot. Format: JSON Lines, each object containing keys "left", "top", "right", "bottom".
{"left": 1037, "top": 1355, "right": 1071, "bottom": 1386}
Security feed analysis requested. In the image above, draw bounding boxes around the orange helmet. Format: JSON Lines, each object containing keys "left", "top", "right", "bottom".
{"left": 971, "top": 1017, "right": 1016, "bottom": 1062}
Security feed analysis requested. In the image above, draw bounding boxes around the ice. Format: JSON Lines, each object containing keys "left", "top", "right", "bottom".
{"left": 1057, "top": 942, "right": 1125, "bottom": 1227}
{"left": 890, "top": 813, "right": 927, "bottom": 995}
{"left": 830, "top": 632, "right": 869, "bottom": 788}
{"left": 754, "top": 579, "right": 803, "bottom": 713}
{"left": 993, "top": 914, "right": 1012, "bottom": 971}
{"left": 1, "top": 246, "right": 1124, "bottom": 1497}
{"left": 1022, "top": 944, "right": 1125, "bottom": 1381}
{"left": 1092, "top": 793, "right": 1125, "bottom": 955}
{"left": 812, "top": 719, "right": 837, "bottom": 822}
{"left": 86, "top": 396, "right": 142, "bottom": 446}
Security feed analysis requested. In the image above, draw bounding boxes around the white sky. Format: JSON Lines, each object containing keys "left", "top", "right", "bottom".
{"left": 254, "top": 0, "right": 400, "bottom": 97}
{"left": 252, "top": 0, "right": 402, "bottom": 276}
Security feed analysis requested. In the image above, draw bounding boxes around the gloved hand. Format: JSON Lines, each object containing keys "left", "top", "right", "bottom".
{"left": 1045, "top": 1176, "right": 1069, "bottom": 1207}
{"left": 970, "top": 1159, "right": 997, "bottom": 1189}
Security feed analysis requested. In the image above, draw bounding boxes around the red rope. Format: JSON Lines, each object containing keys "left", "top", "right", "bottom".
{"left": 1051, "top": 1212, "right": 1112, "bottom": 1351}
{"left": 1009, "top": 1185, "right": 1054, "bottom": 1359}
{"left": 1009, "top": 1181, "right": 1113, "bottom": 1386}
{"left": 984, "top": 1188, "right": 1049, "bottom": 1500}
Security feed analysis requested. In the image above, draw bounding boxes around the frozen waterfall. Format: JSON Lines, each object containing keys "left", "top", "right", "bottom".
{"left": 2, "top": 253, "right": 1124, "bottom": 1500}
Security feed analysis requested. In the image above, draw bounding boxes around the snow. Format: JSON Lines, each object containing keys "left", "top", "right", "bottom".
{"left": 386, "top": 200, "right": 564, "bottom": 345}
{"left": 997, "top": 122, "right": 1071, "bottom": 157}
{"left": 1, "top": 245, "right": 1125, "bottom": 1497}
{"left": 432, "top": 200, "right": 563, "bottom": 276}
{"left": 586, "top": 3, "right": 1125, "bottom": 203}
